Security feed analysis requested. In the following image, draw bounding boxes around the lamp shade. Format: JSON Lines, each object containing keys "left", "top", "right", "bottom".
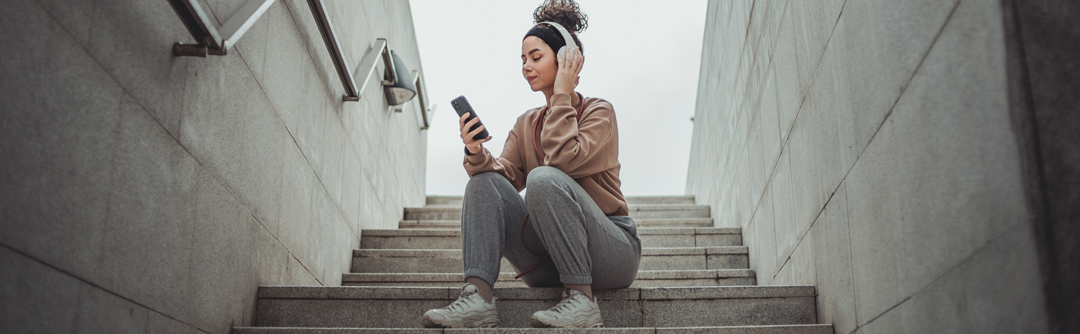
{"left": 384, "top": 50, "right": 417, "bottom": 106}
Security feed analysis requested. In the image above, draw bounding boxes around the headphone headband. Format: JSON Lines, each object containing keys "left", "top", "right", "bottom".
{"left": 539, "top": 21, "right": 577, "bottom": 51}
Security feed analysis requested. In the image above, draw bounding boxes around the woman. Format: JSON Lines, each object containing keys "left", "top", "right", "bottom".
{"left": 422, "top": 0, "right": 641, "bottom": 328}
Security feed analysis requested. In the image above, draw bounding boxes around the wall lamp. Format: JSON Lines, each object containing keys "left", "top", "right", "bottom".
{"left": 352, "top": 39, "right": 431, "bottom": 129}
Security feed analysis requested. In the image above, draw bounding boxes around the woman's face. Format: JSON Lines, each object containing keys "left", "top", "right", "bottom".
{"left": 522, "top": 36, "right": 558, "bottom": 92}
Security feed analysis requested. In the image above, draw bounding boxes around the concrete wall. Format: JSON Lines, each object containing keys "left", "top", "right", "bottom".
{"left": 687, "top": 0, "right": 1055, "bottom": 333}
{"left": 1000, "top": 0, "right": 1080, "bottom": 332}
{"left": 0, "top": 0, "right": 427, "bottom": 333}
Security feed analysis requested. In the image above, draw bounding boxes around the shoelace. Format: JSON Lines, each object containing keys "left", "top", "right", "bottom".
{"left": 444, "top": 291, "right": 477, "bottom": 312}
{"left": 549, "top": 290, "right": 585, "bottom": 314}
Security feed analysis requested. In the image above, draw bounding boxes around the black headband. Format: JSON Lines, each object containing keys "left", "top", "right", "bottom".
{"left": 524, "top": 24, "right": 578, "bottom": 56}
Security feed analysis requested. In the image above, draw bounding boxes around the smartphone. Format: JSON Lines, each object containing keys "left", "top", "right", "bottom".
{"left": 451, "top": 96, "right": 490, "bottom": 141}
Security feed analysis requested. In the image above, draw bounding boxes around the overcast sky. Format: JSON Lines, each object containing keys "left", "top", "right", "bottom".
{"left": 409, "top": 0, "right": 707, "bottom": 196}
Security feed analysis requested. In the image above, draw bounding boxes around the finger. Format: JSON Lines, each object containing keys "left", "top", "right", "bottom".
{"left": 459, "top": 112, "right": 470, "bottom": 126}
{"left": 463, "top": 117, "right": 478, "bottom": 131}
{"left": 481, "top": 136, "right": 493, "bottom": 144}
{"left": 467, "top": 124, "right": 486, "bottom": 138}
{"left": 572, "top": 49, "right": 583, "bottom": 72}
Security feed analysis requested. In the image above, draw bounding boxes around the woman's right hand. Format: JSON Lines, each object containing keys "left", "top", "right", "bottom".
{"left": 460, "top": 112, "right": 492, "bottom": 154}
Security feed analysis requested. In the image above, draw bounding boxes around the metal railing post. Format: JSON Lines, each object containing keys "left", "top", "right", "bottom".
{"left": 169, "top": 0, "right": 273, "bottom": 56}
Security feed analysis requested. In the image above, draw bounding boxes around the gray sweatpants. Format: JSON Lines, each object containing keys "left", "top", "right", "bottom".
{"left": 461, "top": 166, "right": 642, "bottom": 289}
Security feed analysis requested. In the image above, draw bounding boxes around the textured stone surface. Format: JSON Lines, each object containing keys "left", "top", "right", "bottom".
{"left": 100, "top": 96, "right": 200, "bottom": 322}
{"left": 89, "top": 0, "right": 191, "bottom": 138}
{"left": 853, "top": 225, "right": 1048, "bottom": 334}
{"left": 404, "top": 205, "right": 711, "bottom": 221}
{"left": 190, "top": 168, "right": 260, "bottom": 333}
{"left": 425, "top": 196, "right": 698, "bottom": 206}
{"left": 809, "top": 184, "right": 857, "bottom": 334}
{"left": 747, "top": 185, "right": 779, "bottom": 284}
{"left": 231, "top": 326, "right": 832, "bottom": 334}
{"left": 397, "top": 218, "right": 716, "bottom": 229}
{"left": 256, "top": 299, "right": 450, "bottom": 328}
{"left": 1002, "top": 0, "right": 1080, "bottom": 330}
{"left": 353, "top": 247, "right": 749, "bottom": 273}
{"left": 74, "top": 284, "right": 149, "bottom": 334}
{"left": 256, "top": 286, "right": 816, "bottom": 328}
{"left": 657, "top": 325, "right": 833, "bottom": 334}
{"left": 341, "top": 270, "right": 756, "bottom": 288}
{"left": 0, "top": 0, "right": 124, "bottom": 284}
{"left": 642, "top": 297, "right": 817, "bottom": 327}
{"left": 689, "top": 0, "right": 1049, "bottom": 332}
{"left": 845, "top": 0, "right": 1025, "bottom": 324}
{"left": 361, "top": 234, "right": 461, "bottom": 250}
{"left": 0, "top": 0, "right": 428, "bottom": 332}
{"left": 0, "top": 246, "right": 81, "bottom": 334}
{"left": 148, "top": 309, "right": 201, "bottom": 334}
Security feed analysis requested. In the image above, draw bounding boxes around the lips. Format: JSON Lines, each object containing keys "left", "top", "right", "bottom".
{"left": 526, "top": 76, "right": 537, "bottom": 82}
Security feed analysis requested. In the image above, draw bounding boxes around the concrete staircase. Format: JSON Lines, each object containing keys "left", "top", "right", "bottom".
{"left": 234, "top": 196, "right": 832, "bottom": 333}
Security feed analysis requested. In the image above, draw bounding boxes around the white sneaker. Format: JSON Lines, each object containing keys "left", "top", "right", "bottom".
{"left": 422, "top": 283, "right": 499, "bottom": 328}
{"left": 530, "top": 289, "right": 604, "bottom": 328}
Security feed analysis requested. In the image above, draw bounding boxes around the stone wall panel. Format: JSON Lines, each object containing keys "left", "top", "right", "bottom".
{"left": 689, "top": 0, "right": 1048, "bottom": 331}
{"left": 0, "top": 1, "right": 428, "bottom": 332}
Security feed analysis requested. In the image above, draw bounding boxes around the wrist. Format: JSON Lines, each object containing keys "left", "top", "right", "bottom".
{"left": 465, "top": 145, "right": 480, "bottom": 156}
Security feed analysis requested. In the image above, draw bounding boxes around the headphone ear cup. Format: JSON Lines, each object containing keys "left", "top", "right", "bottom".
{"left": 558, "top": 46, "right": 566, "bottom": 60}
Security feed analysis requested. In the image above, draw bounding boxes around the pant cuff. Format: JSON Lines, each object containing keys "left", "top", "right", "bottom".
{"left": 464, "top": 268, "right": 498, "bottom": 287}
{"left": 559, "top": 274, "right": 592, "bottom": 285}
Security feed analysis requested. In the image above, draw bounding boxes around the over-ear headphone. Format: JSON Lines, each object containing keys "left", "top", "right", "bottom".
{"left": 539, "top": 21, "right": 578, "bottom": 59}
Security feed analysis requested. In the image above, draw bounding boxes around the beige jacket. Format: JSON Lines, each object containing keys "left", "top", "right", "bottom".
{"left": 464, "top": 92, "right": 628, "bottom": 216}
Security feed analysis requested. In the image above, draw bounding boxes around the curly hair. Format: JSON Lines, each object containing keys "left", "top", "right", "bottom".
{"left": 533, "top": 0, "right": 588, "bottom": 34}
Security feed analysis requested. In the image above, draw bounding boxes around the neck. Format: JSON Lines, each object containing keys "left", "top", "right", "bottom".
{"left": 542, "top": 88, "right": 578, "bottom": 107}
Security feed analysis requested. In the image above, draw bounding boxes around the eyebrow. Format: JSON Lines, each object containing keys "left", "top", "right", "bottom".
{"left": 520, "top": 48, "right": 543, "bottom": 58}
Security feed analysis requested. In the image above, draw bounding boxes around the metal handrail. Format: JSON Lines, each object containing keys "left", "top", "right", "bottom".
{"left": 171, "top": 0, "right": 430, "bottom": 128}
{"left": 307, "top": 0, "right": 362, "bottom": 101}
{"left": 412, "top": 70, "right": 430, "bottom": 129}
{"left": 353, "top": 39, "right": 394, "bottom": 100}
{"left": 169, "top": 0, "right": 274, "bottom": 57}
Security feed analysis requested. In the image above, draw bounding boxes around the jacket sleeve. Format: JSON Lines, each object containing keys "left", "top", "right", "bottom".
{"left": 463, "top": 123, "right": 528, "bottom": 191}
{"left": 539, "top": 93, "right": 615, "bottom": 179}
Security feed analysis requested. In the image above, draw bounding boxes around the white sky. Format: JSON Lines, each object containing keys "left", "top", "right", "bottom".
{"left": 409, "top": 0, "right": 707, "bottom": 196}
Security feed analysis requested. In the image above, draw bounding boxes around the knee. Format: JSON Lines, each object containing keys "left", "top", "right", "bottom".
{"left": 525, "top": 167, "right": 569, "bottom": 204}
{"left": 526, "top": 166, "right": 566, "bottom": 191}
{"left": 469, "top": 172, "right": 504, "bottom": 185}
{"left": 465, "top": 172, "right": 508, "bottom": 197}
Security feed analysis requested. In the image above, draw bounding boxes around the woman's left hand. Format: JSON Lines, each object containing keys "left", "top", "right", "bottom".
{"left": 553, "top": 46, "right": 584, "bottom": 96}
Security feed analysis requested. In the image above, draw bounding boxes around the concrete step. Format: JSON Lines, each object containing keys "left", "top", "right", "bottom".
{"left": 342, "top": 269, "right": 756, "bottom": 288}
{"left": 426, "top": 195, "right": 698, "bottom": 206}
{"left": 404, "top": 205, "right": 711, "bottom": 221}
{"left": 398, "top": 218, "right": 715, "bottom": 229}
{"left": 361, "top": 227, "right": 742, "bottom": 250}
{"left": 253, "top": 286, "right": 818, "bottom": 328}
{"left": 350, "top": 247, "right": 749, "bottom": 273}
{"left": 234, "top": 324, "right": 834, "bottom": 333}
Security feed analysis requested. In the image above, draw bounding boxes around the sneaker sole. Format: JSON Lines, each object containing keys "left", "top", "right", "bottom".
{"left": 422, "top": 315, "right": 499, "bottom": 328}
{"left": 529, "top": 314, "right": 603, "bottom": 328}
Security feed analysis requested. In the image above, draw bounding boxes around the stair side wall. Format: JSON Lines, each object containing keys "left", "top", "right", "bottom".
{"left": 0, "top": 0, "right": 426, "bottom": 333}
{"left": 687, "top": 0, "right": 1060, "bottom": 333}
